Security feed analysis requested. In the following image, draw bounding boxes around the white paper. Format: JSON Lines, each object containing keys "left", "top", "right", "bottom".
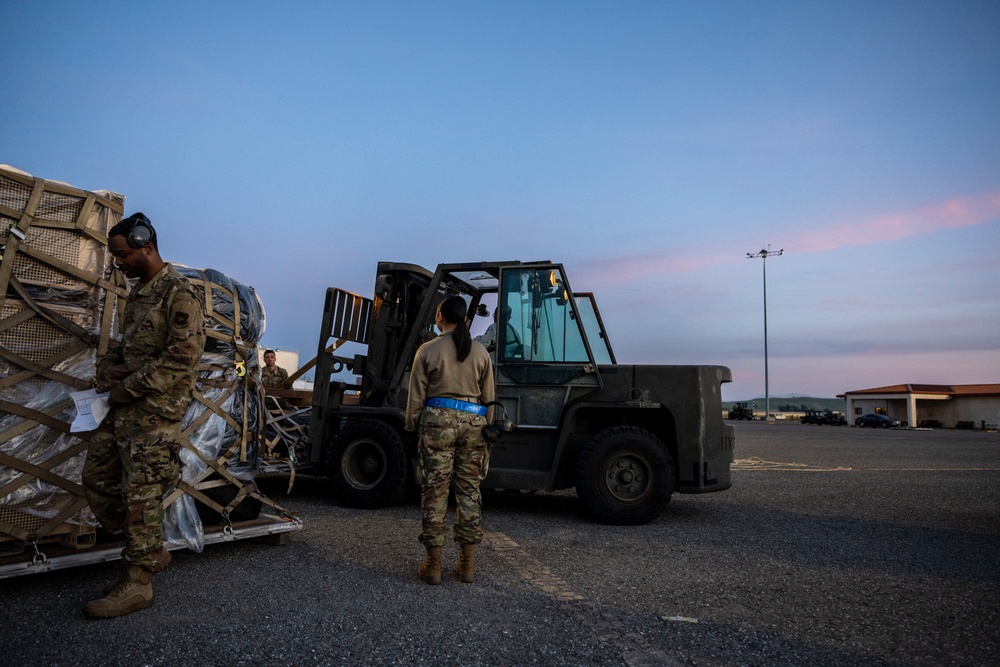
{"left": 70, "top": 389, "right": 111, "bottom": 432}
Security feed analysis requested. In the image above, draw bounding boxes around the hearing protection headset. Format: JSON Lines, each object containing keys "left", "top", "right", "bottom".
{"left": 125, "top": 212, "right": 156, "bottom": 249}
{"left": 481, "top": 401, "right": 515, "bottom": 445}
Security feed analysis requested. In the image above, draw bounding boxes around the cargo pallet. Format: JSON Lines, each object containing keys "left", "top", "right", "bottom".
{"left": 0, "top": 512, "right": 302, "bottom": 579}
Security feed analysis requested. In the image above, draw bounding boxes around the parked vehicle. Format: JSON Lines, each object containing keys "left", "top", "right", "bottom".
{"left": 855, "top": 414, "right": 900, "bottom": 428}
{"left": 727, "top": 402, "right": 754, "bottom": 420}
{"left": 801, "top": 410, "right": 831, "bottom": 425}
{"left": 801, "top": 409, "right": 847, "bottom": 426}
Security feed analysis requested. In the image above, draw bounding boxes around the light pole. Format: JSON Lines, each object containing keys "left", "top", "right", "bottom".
{"left": 747, "top": 246, "right": 783, "bottom": 422}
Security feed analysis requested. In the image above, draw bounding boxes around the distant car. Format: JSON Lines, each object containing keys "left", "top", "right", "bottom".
{"left": 855, "top": 414, "right": 900, "bottom": 428}
{"left": 801, "top": 410, "right": 831, "bottom": 425}
{"left": 802, "top": 410, "right": 847, "bottom": 426}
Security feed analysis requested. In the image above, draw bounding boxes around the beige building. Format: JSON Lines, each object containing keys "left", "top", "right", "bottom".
{"left": 840, "top": 384, "right": 1000, "bottom": 429}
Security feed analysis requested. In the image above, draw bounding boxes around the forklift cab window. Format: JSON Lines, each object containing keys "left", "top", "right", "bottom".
{"left": 498, "top": 268, "right": 590, "bottom": 364}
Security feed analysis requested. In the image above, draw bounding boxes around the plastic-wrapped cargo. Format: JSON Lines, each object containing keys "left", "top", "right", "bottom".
{"left": 164, "top": 267, "right": 268, "bottom": 551}
{"left": 0, "top": 165, "right": 123, "bottom": 552}
{"left": 176, "top": 266, "right": 266, "bottom": 481}
{"left": 0, "top": 165, "right": 274, "bottom": 560}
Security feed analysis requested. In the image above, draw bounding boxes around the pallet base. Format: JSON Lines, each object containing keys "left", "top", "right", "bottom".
{"left": 0, "top": 513, "right": 302, "bottom": 579}
{"left": 0, "top": 505, "right": 98, "bottom": 557}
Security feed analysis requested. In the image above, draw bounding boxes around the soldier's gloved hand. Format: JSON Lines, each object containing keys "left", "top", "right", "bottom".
{"left": 96, "top": 356, "right": 116, "bottom": 377}
{"left": 107, "top": 384, "right": 135, "bottom": 407}
{"left": 96, "top": 364, "right": 129, "bottom": 392}
{"left": 105, "top": 364, "right": 129, "bottom": 382}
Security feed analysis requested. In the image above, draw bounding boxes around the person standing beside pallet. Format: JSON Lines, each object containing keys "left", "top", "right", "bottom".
{"left": 405, "top": 296, "right": 494, "bottom": 585}
{"left": 82, "top": 212, "right": 205, "bottom": 618}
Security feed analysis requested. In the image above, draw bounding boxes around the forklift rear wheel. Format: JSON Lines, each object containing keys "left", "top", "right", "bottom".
{"left": 575, "top": 425, "right": 674, "bottom": 525}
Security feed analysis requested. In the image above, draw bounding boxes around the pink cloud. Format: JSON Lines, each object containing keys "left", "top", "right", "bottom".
{"left": 574, "top": 247, "right": 739, "bottom": 288}
{"left": 577, "top": 192, "right": 1000, "bottom": 287}
{"left": 791, "top": 192, "right": 1000, "bottom": 253}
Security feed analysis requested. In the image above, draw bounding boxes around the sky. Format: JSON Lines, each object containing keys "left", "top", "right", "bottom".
{"left": 2, "top": 1, "right": 998, "bottom": 401}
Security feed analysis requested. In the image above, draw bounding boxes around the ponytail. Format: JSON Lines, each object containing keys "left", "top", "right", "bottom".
{"left": 438, "top": 296, "right": 472, "bottom": 361}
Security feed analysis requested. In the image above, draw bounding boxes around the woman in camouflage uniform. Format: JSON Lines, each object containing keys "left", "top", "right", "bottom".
{"left": 405, "top": 296, "right": 494, "bottom": 584}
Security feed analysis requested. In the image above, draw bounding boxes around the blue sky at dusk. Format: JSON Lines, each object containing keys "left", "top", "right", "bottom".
{"left": 2, "top": 1, "right": 997, "bottom": 400}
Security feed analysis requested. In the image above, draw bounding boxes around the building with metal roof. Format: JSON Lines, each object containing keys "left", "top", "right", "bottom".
{"left": 839, "top": 384, "right": 1000, "bottom": 429}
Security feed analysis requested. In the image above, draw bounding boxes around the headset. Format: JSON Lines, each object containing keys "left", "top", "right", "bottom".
{"left": 125, "top": 212, "right": 156, "bottom": 249}
{"left": 481, "top": 401, "right": 515, "bottom": 445}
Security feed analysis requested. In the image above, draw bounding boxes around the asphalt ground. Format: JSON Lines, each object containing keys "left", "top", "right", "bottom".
{"left": 2, "top": 422, "right": 998, "bottom": 666}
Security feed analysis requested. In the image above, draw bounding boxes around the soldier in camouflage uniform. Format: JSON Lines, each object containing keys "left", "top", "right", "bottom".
{"left": 82, "top": 212, "right": 205, "bottom": 618}
{"left": 405, "top": 296, "right": 494, "bottom": 585}
{"left": 261, "top": 349, "right": 289, "bottom": 389}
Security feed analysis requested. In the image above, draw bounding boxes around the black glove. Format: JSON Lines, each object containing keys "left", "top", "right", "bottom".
{"left": 107, "top": 384, "right": 135, "bottom": 407}
{"left": 96, "top": 357, "right": 115, "bottom": 376}
{"left": 96, "top": 363, "right": 129, "bottom": 392}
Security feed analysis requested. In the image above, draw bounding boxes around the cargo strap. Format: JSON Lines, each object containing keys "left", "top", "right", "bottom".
{"left": 0, "top": 277, "right": 102, "bottom": 391}
{"left": 0, "top": 279, "right": 105, "bottom": 392}
{"left": 0, "top": 395, "right": 81, "bottom": 543}
{"left": 0, "top": 171, "right": 124, "bottom": 313}
{"left": 0, "top": 398, "right": 73, "bottom": 436}
{"left": 0, "top": 439, "right": 90, "bottom": 544}
{"left": 263, "top": 399, "right": 311, "bottom": 493}
{"left": 0, "top": 176, "right": 44, "bottom": 313}
{"left": 8, "top": 277, "right": 99, "bottom": 345}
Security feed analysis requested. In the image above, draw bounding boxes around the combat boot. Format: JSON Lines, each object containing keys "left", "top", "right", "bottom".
{"left": 418, "top": 546, "right": 442, "bottom": 585}
{"left": 456, "top": 543, "right": 477, "bottom": 583}
{"left": 102, "top": 548, "right": 170, "bottom": 594}
{"left": 101, "top": 561, "right": 128, "bottom": 596}
{"left": 146, "top": 546, "right": 173, "bottom": 573}
{"left": 84, "top": 565, "right": 153, "bottom": 618}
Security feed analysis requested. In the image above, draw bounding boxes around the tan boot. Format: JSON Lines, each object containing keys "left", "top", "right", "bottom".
{"left": 101, "top": 562, "right": 128, "bottom": 596}
{"left": 85, "top": 565, "right": 153, "bottom": 618}
{"left": 456, "top": 543, "right": 477, "bottom": 583}
{"left": 418, "top": 546, "right": 442, "bottom": 585}
{"left": 146, "top": 546, "right": 173, "bottom": 574}
{"left": 103, "top": 548, "right": 170, "bottom": 594}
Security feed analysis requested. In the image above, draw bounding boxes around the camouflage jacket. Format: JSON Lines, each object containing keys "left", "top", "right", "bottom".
{"left": 102, "top": 263, "right": 205, "bottom": 421}
{"left": 262, "top": 365, "right": 289, "bottom": 389}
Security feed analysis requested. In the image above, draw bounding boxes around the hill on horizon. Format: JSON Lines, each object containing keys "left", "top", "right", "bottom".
{"left": 727, "top": 396, "right": 846, "bottom": 413}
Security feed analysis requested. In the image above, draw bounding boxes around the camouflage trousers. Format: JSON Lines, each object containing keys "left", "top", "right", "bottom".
{"left": 82, "top": 407, "right": 181, "bottom": 571}
{"left": 416, "top": 406, "right": 490, "bottom": 548}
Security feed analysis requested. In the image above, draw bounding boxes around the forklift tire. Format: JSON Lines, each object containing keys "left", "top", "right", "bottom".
{"left": 575, "top": 425, "right": 674, "bottom": 525}
{"left": 327, "top": 419, "right": 408, "bottom": 509}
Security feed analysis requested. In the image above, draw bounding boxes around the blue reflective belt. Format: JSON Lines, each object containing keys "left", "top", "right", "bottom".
{"left": 424, "top": 397, "right": 487, "bottom": 416}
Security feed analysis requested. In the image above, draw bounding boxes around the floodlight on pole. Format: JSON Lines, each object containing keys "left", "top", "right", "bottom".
{"left": 746, "top": 245, "right": 783, "bottom": 422}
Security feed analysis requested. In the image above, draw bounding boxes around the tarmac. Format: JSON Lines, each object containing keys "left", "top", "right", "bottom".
{"left": 2, "top": 421, "right": 998, "bottom": 666}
